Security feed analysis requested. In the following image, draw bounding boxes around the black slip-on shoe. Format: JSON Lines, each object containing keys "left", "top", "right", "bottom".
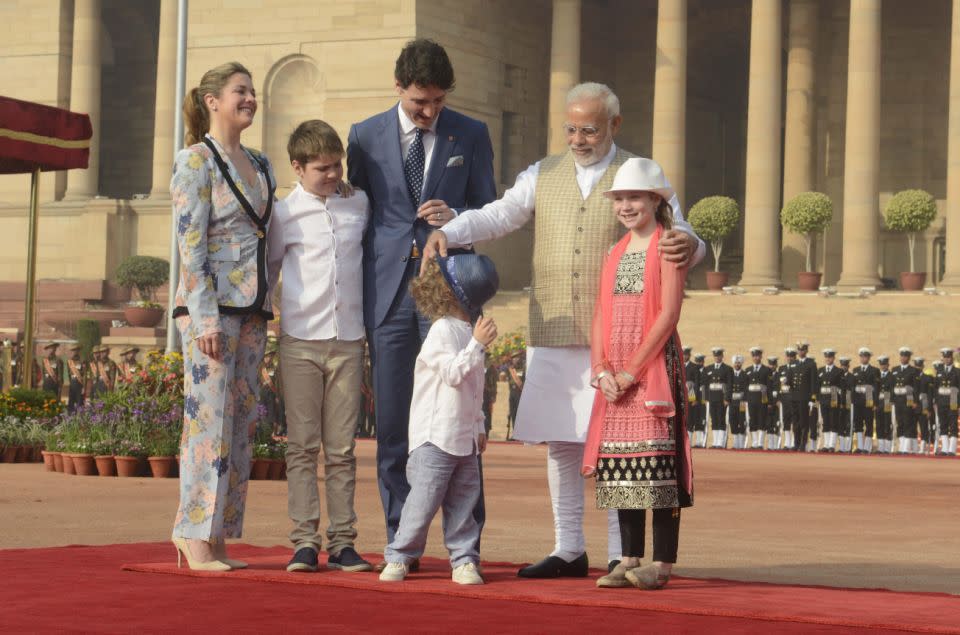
{"left": 517, "top": 553, "right": 589, "bottom": 578}
{"left": 328, "top": 547, "right": 373, "bottom": 572}
{"left": 286, "top": 547, "right": 319, "bottom": 573}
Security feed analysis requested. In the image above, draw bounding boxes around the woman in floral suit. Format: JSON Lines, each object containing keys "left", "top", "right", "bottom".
{"left": 170, "top": 61, "right": 275, "bottom": 571}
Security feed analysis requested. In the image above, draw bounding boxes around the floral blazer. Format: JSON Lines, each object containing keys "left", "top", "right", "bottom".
{"left": 170, "top": 134, "right": 276, "bottom": 339}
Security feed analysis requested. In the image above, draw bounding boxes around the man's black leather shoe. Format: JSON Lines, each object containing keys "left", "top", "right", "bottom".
{"left": 517, "top": 553, "right": 589, "bottom": 578}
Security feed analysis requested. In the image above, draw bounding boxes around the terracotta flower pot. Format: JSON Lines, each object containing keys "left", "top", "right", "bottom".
{"left": 267, "top": 459, "right": 283, "bottom": 480}
{"left": 280, "top": 461, "right": 287, "bottom": 481}
{"left": 251, "top": 459, "right": 270, "bottom": 481}
{"left": 16, "top": 445, "right": 31, "bottom": 463}
{"left": 115, "top": 455, "right": 144, "bottom": 478}
{"left": 41, "top": 450, "right": 56, "bottom": 471}
{"left": 797, "top": 271, "right": 822, "bottom": 291}
{"left": 899, "top": 272, "right": 926, "bottom": 291}
{"left": 148, "top": 456, "right": 176, "bottom": 478}
{"left": 33, "top": 446, "right": 44, "bottom": 462}
{"left": 94, "top": 455, "right": 117, "bottom": 477}
{"left": 72, "top": 453, "right": 97, "bottom": 476}
{"left": 62, "top": 454, "right": 77, "bottom": 475}
{"left": 2, "top": 446, "right": 18, "bottom": 463}
{"left": 123, "top": 305, "right": 164, "bottom": 328}
{"left": 51, "top": 452, "right": 64, "bottom": 473}
{"left": 705, "top": 271, "right": 730, "bottom": 291}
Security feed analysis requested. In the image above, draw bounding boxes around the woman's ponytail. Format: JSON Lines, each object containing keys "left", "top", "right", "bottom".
{"left": 181, "top": 61, "right": 252, "bottom": 146}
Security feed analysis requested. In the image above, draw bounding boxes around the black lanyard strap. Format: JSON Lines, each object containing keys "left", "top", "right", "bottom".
{"left": 201, "top": 136, "right": 274, "bottom": 232}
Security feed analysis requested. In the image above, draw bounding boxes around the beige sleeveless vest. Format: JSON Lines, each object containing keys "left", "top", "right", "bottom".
{"left": 529, "top": 148, "right": 633, "bottom": 347}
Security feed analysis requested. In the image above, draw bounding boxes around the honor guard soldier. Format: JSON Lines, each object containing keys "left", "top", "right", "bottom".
{"left": 691, "top": 353, "right": 708, "bottom": 447}
{"left": 702, "top": 347, "right": 733, "bottom": 448}
{"left": 38, "top": 342, "right": 64, "bottom": 398}
{"left": 729, "top": 355, "right": 749, "bottom": 449}
{"left": 876, "top": 355, "right": 894, "bottom": 453}
{"left": 745, "top": 347, "right": 770, "bottom": 449}
{"left": 914, "top": 357, "right": 934, "bottom": 453}
{"left": 792, "top": 341, "right": 818, "bottom": 452}
{"left": 91, "top": 345, "right": 117, "bottom": 399}
{"left": 118, "top": 346, "right": 140, "bottom": 384}
{"left": 765, "top": 355, "right": 781, "bottom": 449}
{"left": 837, "top": 357, "right": 854, "bottom": 452}
{"left": 815, "top": 349, "right": 844, "bottom": 452}
{"left": 935, "top": 348, "right": 959, "bottom": 455}
{"left": 892, "top": 347, "right": 920, "bottom": 454}
{"left": 780, "top": 348, "right": 798, "bottom": 449}
{"left": 851, "top": 348, "right": 880, "bottom": 453}
{"left": 683, "top": 347, "right": 700, "bottom": 445}
{"left": 66, "top": 344, "right": 88, "bottom": 414}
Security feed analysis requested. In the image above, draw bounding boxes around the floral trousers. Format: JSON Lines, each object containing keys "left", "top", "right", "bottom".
{"left": 173, "top": 313, "right": 266, "bottom": 540}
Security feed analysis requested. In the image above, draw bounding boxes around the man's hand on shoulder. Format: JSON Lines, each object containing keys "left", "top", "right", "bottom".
{"left": 420, "top": 230, "right": 449, "bottom": 275}
{"left": 336, "top": 181, "right": 355, "bottom": 198}
{"left": 659, "top": 229, "right": 696, "bottom": 266}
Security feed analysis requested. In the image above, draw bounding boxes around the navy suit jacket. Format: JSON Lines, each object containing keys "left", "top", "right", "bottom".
{"left": 348, "top": 105, "right": 496, "bottom": 329}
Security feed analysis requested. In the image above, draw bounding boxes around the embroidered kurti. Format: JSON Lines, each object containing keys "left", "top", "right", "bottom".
{"left": 595, "top": 251, "right": 688, "bottom": 510}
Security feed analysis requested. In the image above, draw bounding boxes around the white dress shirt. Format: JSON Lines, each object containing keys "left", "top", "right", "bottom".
{"left": 267, "top": 183, "right": 369, "bottom": 341}
{"left": 440, "top": 143, "right": 706, "bottom": 266}
{"left": 408, "top": 316, "right": 486, "bottom": 456}
{"left": 398, "top": 102, "right": 438, "bottom": 198}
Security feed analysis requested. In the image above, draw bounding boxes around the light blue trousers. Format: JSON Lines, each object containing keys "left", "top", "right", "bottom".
{"left": 384, "top": 442, "right": 481, "bottom": 568}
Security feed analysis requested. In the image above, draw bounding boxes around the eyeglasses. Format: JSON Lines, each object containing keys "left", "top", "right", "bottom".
{"left": 562, "top": 124, "right": 602, "bottom": 139}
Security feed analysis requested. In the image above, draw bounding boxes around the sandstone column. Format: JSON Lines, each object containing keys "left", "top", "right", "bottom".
{"left": 941, "top": 0, "right": 960, "bottom": 289}
{"left": 149, "top": 0, "right": 178, "bottom": 199}
{"left": 739, "top": 0, "right": 784, "bottom": 288}
{"left": 837, "top": 0, "right": 882, "bottom": 289}
{"left": 64, "top": 0, "right": 102, "bottom": 200}
{"left": 651, "top": 0, "right": 688, "bottom": 205}
{"left": 781, "top": 0, "right": 819, "bottom": 281}
{"left": 548, "top": 0, "right": 581, "bottom": 154}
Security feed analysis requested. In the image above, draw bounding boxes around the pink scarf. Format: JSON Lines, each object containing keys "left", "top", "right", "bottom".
{"left": 583, "top": 225, "right": 693, "bottom": 494}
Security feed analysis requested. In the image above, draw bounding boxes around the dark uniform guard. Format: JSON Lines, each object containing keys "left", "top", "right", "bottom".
{"left": 792, "top": 342, "right": 818, "bottom": 452}
{"left": 851, "top": 347, "right": 879, "bottom": 453}
{"left": 935, "top": 348, "right": 959, "bottom": 455}
{"left": 39, "top": 342, "right": 64, "bottom": 398}
{"left": 876, "top": 355, "right": 894, "bottom": 453}
{"left": 765, "top": 355, "right": 781, "bottom": 449}
{"left": 702, "top": 347, "right": 733, "bottom": 449}
{"left": 66, "top": 344, "right": 88, "bottom": 414}
{"left": 815, "top": 349, "right": 844, "bottom": 452}
{"left": 914, "top": 357, "right": 934, "bottom": 454}
{"left": 837, "top": 357, "right": 854, "bottom": 452}
{"left": 690, "top": 353, "right": 707, "bottom": 447}
{"left": 90, "top": 345, "right": 117, "bottom": 399}
{"left": 729, "top": 355, "right": 749, "bottom": 449}
{"left": 780, "top": 348, "right": 798, "bottom": 449}
{"left": 683, "top": 347, "right": 701, "bottom": 446}
{"left": 891, "top": 347, "right": 920, "bottom": 454}
{"left": 745, "top": 347, "right": 770, "bottom": 449}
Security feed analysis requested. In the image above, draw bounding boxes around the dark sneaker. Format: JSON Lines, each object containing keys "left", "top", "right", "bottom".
{"left": 328, "top": 547, "right": 373, "bottom": 572}
{"left": 286, "top": 547, "right": 319, "bottom": 573}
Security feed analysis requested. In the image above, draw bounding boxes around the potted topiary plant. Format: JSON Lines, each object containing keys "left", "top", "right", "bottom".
{"left": 687, "top": 196, "right": 741, "bottom": 290}
{"left": 883, "top": 189, "right": 938, "bottom": 291}
{"left": 115, "top": 255, "right": 170, "bottom": 327}
{"left": 780, "top": 192, "right": 833, "bottom": 291}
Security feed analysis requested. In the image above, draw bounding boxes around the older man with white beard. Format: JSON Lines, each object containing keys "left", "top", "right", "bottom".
{"left": 422, "top": 83, "right": 705, "bottom": 577}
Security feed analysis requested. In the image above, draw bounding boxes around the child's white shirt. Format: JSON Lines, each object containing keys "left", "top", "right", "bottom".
{"left": 408, "top": 316, "right": 486, "bottom": 456}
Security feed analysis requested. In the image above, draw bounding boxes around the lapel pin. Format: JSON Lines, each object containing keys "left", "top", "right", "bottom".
{"left": 448, "top": 135, "right": 455, "bottom": 141}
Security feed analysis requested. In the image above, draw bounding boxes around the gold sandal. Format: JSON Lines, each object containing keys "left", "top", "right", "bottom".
{"left": 625, "top": 564, "right": 670, "bottom": 590}
{"left": 596, "top": 562, "right": 633, "bottom": 588}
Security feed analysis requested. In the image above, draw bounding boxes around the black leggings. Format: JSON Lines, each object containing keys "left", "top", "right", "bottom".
{"left": 618, "top": 508, "right": 681, "bottom": 562}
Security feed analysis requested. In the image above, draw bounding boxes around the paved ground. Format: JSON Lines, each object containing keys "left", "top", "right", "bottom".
{"left": 2, "top": 443, "right": 957, "bottom": 594}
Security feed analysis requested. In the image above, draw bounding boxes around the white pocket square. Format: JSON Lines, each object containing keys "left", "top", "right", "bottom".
{"left": 446, "top": 155, "right": 464, "bottom": 168}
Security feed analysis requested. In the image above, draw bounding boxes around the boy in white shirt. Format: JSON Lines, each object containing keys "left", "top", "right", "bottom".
{"left": 267, "top": 120, "right": 372, "bottom": 574}
{"left": 379, "top": 254, "right": 499, "bottom": 585}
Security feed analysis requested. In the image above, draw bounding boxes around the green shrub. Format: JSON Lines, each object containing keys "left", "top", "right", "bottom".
{"left": 687, "top": 196, "right": 741, "bottom": 272}
{"left": 115, "top": 255, "right": 169, "bottom": 303}
{"left": 75, "top": 319, "right": 101, "bottom": 360}
{"left": 780, "top": 192, "right": 833, "bottom": 273}
{"left": 883, "top": 189, "right": 938, "bottom": 273}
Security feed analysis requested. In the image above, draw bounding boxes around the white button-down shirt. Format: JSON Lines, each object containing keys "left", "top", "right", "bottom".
{"left": 267, "top": 183, "right": 369, "bottom": 341}
{"left": 440, "top": 143, "right": 706, "bottom": 266}
{"left": 408, "top": 316, "right": 486, "bottom": 456}
{"left": 398, "top": 102, "right": 438, "bottom": 198}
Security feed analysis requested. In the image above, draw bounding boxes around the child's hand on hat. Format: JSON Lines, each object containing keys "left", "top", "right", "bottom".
{"left": 477, "top": 433, "right": 487, "bottom": 454}
{"left": 473, "top": 316, "right": 497, "bottom": 347}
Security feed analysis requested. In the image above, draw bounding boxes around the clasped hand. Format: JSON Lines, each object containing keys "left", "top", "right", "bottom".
{"left": 598, "top": 371, "right": 634, "bottom": 403}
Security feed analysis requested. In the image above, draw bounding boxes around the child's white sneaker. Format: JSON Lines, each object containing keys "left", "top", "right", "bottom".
{"left": 452, "top": 562, "right": 484, "bottom": 585}
{"left": 379, "top": 562, "right": 409, "bottom": 582}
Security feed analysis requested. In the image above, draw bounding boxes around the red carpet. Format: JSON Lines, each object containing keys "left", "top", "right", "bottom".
{"left": 3, "top": 543, "right": 958, "bottom": 634}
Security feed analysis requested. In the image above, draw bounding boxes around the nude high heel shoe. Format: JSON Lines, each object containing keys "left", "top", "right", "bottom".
{"left": 211, "top": 540, "right": 248, "bottom": 569}
{"left": 172, "top": 537, "right": 232, "bottom": 571}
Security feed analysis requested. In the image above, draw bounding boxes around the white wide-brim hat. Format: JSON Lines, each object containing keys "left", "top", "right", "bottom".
{"left": 603, "top": 157, "right": 675, "bottom": 204}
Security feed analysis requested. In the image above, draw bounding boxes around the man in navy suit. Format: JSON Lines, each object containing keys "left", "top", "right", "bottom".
{"left": 347, "top": 39, "right": 497, "bottom": 549}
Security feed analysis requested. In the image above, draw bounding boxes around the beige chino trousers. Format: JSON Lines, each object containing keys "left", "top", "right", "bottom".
{"left": 280, "top": 333, "right": 363, "bottom": 554}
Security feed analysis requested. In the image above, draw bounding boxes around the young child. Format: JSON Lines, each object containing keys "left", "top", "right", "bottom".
{"left": 581, "top": 158, "right": 693, "bottom": 590}
{"left": 379, "top": 254, "right": 499, "bottom": 585}
{"left": 267, "top": 119, "right": 372, "bottom": 574}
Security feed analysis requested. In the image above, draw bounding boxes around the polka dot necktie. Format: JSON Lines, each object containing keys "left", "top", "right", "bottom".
{"left": 404, "top": 127, "right": 425, "bottom": 207}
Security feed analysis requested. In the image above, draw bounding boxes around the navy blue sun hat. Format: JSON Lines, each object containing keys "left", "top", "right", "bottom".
{"left": 438, "top": 254, "right": 499, "bottom": 322}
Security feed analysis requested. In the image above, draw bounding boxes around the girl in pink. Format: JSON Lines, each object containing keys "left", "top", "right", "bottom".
{"left": 582, "top": 158, "right": 693, "bottom": 590}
